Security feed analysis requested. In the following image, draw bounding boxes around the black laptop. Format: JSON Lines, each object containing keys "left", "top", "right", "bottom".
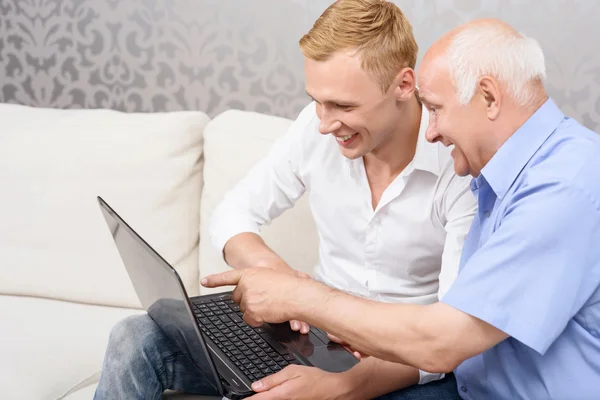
{"left": 97, "top": 196, "right": 358, "bottom": 399}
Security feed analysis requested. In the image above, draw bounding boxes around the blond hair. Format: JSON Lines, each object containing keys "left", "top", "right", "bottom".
{"left": 299, "top": 0, "right": 418, "bottom": 92}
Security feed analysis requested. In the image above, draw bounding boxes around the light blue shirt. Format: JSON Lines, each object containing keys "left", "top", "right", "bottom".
{"left": 442, "top": 99, "right": 600, "bottom": 399}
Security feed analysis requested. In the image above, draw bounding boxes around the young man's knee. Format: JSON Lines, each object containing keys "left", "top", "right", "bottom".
{"left": 108, "top": 314, "right": 156, "bottom": 350}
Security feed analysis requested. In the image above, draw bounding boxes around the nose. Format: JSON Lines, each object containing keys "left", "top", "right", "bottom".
{"left": 425, "top": 123, "right": 441, "bottom": 144}
{"left": 317, "top": 106, "right": 342, "bottom": 135}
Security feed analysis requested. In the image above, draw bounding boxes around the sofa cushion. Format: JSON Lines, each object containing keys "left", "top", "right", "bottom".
{"left": 0, "top": 295, "right": 142, "bottom": 400}
{"left": 0, "top": 104, "right": 209, "bottom": 308}
{"left": 199, "top": 110, "right": 319, "bottom": 293}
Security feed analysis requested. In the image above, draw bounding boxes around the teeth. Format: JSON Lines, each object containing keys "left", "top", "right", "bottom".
{"left": 336, "top": 134, "right": 355, "bottom": 142}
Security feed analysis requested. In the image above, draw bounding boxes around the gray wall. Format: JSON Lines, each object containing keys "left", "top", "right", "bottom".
{"left": 1, "top": 0, "right": 599, "bottom": 131}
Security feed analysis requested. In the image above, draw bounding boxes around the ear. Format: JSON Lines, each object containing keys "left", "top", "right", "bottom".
{"left": 393, "top": 67, "right": 416, "bottom": 102}
{"left": 478, "top": 76, "right": 501, "bottom": 120}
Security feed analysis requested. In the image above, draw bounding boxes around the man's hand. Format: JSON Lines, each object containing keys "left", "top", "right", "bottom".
{"left": 249, "top": 259, "right": 313, "bottom": 334}
{"left": 202, "top": 267, "right": 307, "bottom": 326}
{"left": 222, "top": 233, "right": 311, "bottom": 333}
{"left": 247, "top": 365, "right": 350, "bottom": 400}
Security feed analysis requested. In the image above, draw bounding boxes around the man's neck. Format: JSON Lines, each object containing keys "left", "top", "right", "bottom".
{"left": 363, "top": 98, "right": 422, "bottom": 179}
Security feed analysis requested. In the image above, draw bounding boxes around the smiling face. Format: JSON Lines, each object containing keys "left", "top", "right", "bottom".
{"left": 304, "top": 51, "right": 411, "bottom": 160}
{"left": 417, "top": 57, "right": 491, "bottom": 177}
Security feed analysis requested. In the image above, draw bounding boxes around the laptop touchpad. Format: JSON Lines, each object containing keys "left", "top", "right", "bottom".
{"left": 304, "top": 344, "right": 359, "bottom": 373}
{"left": 267, "top": 323, "right": 358, "bottom": 373}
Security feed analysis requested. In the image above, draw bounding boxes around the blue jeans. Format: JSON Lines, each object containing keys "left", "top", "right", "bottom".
{"left": 95, "top": 315, "right": 461, "bottom": 400}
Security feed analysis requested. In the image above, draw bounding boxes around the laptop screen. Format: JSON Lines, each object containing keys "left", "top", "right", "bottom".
{"left": 97, "top": 197, "right": 222, "bottom": 394}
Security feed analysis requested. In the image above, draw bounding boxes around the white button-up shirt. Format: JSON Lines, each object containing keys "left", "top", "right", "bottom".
{"left": 210, "top": 102, "right": 477, "bottom": 383}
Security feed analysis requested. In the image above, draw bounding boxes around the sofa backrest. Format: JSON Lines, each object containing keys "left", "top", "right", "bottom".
{"left": 199, "top": 109, "right": 319, "bottom": 293}
{"left": 0, "top": 104, "right": 208, "bottom": 309}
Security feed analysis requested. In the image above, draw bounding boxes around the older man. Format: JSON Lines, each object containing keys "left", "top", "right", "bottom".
{"left": 204, "top": 18, "right": 600, "bottom": 399}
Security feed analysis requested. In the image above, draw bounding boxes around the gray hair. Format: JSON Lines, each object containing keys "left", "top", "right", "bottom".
{"left": 446, "top": 22, "right": 546, "bottom": 106}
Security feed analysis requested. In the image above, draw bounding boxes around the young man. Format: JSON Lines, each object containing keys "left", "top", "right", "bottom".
{"left": 204, "top": 18, "right": 600, "bottom": 400}
{"left": 94, "top": 1, "right": 475, "bottom": 399}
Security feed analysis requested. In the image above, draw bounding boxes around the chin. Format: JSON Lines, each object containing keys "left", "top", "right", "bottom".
{"left": 453, "top": 160, "right": 471, "bottom": 177}
{"left": 338, "top": 147, "right": 364, "bottom": 160}
{"left": 454, "top": 166, "right": 471, "bottom": 177}
{"left": 451, "top": 149, "right": 471, "bottom": 177}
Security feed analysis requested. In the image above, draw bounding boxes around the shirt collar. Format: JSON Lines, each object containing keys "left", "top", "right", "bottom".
{"left": 481, "top": 98, "right": 565, "bottom": 199}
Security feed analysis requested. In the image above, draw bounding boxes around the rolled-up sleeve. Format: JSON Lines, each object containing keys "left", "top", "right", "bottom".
{"left": 209, "top": 107, "right": 311, "bottom": 255}
{"left": 442, "top": 181, "right": 600, "bottom": 354}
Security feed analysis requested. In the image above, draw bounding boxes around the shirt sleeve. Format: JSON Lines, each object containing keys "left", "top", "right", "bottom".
{"left": 418, "top": 370, "right": 446, "bottom": 385}
{"left": 209, "top": 104, "right": 314, "bottom": 255}
{"left": 442, "top": 181, "right": 600, "bottom": 354}
{"left": 434, "top": 161, "right": 478, "bottom": 299}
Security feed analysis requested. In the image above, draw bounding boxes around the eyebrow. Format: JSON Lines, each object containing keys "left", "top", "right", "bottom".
{"left": 416, "top": 92, "right": 440, "bottom": 109}
{"left": 305, "top": 90, "right": 360, "bottom": 107}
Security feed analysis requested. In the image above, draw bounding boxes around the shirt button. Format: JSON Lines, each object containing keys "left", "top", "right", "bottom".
{"left": 484, "top": 210, "right": 490, "bottom": 218}
{"left": 461, "top": 385, "right": 468, "bottom": 393}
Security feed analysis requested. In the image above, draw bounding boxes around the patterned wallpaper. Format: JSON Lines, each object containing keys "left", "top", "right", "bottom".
{"left": 0, "top": 0, "right": 599, "bottom": 131}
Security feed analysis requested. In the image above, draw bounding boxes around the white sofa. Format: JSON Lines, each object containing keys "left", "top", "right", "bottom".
{"left": 0, "top": 104, "right": 318, "bottom": 400}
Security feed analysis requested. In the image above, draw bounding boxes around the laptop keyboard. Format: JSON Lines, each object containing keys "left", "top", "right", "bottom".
{"left": 192, "top": 295, "right": 299, "bottom": 382}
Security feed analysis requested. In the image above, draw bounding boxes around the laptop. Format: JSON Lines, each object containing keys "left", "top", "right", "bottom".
{"left": 97, "top": 196, "right": 359, "bottom": 399}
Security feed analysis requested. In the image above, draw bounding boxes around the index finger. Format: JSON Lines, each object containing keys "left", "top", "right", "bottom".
{"left": 201, "top": 269, "right": 243, "bottom": 288}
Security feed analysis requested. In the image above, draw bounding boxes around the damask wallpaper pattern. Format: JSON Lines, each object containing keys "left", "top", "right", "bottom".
{"left": 0, "top": 0, "right": 599, "bottom": 131}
